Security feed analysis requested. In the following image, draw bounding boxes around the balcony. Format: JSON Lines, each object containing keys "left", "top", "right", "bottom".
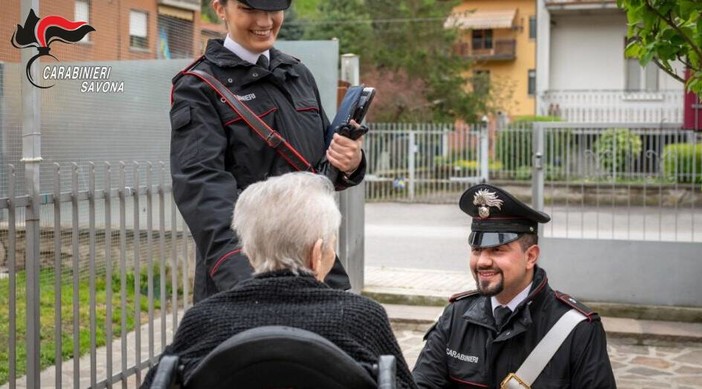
{"left": 541, "top": 90, "right": 683, "bottom": 123}
{"left": 545, "top": 0, "right": 619, "bottom": 14}
{"left": 158, "top": 0, "right": 200, "bottom": 12}
{"left": 453, "top": 40, "right": 516, "bottom": 61}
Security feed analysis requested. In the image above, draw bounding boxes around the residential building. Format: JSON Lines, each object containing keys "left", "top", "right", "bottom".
{"left": 537, "top": 0, "right": 685, "bottom": 123}
{"left": 446, "top": 0, "right": 537, "bottom": 119}
{"left": 2, "top": 0, "right": 201, "bottom": 63}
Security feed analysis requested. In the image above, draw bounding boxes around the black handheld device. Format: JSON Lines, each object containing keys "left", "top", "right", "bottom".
{"left": 328, "top": 86, "right": 376, "bottom": 142}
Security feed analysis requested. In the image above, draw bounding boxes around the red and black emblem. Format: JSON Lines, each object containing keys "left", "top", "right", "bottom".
{"left": 11, "top": 9, "right": 95, "bottom": 88}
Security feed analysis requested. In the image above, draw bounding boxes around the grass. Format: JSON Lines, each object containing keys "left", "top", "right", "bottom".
{"left": 0, "top": 264, "right": 177, "bottom": 385}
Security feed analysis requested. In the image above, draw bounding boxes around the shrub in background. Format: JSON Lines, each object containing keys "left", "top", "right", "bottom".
{"left": 592, "top": 128, "right": 643, "bottom": 174}
{"left": 662, "top": 143, "right": 702, "bottom": 183}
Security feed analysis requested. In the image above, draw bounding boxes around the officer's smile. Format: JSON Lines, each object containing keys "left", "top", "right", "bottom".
{"left": 476, "top": 268, "right": 501, "bottom": 278}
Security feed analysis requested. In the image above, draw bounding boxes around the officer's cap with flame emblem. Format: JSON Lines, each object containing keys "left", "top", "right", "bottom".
{"left": 459, "top": 184, "right": 550, "bottom": 248}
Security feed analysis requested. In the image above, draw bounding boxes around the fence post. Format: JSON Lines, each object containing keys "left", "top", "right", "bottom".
{"left": 20, "top": 1, "right": 42, "bottom": 386}
{"left": 338, "top": 54, "right": 365, "bottom": 292}
{"left": 480, "top": 117, "right": 489, "bottom": 182}
{"left": 532, "top": 122, "right": 545, "bottom": 213}
{"left": 408, "top": 130, "right": 416, "bottom": 200}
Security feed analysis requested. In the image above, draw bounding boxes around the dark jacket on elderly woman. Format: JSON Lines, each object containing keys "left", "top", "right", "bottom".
{"left": 141, "top": 270, "right": 417, "bottom": 388}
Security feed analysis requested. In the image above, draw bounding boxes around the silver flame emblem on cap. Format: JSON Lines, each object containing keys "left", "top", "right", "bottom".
{"left": 473, "top": 189, "right": 503, "bottom": 218}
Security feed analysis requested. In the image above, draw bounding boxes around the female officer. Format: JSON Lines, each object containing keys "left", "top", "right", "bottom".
{"left": 169, "top": 0, "right": 365, "bottom": 302}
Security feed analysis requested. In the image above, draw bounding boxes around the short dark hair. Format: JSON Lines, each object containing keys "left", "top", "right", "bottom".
{"left": 517, "top": 233, "right": 538, "bottom": 251}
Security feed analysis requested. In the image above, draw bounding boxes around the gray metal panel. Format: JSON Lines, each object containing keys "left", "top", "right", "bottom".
{"left": 276, "top": 40, "right": 339, "bottom": 118}
{"left": 541, "top": 237, "right": 702, "bottom": 307}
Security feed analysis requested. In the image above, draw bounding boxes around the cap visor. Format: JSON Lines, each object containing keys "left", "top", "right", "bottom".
{"left": 469, "top": 232, "right": 520, "bottom": 249}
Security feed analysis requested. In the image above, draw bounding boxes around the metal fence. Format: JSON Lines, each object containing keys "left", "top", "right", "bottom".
{"left": 0, "top": 161, "right": 194, "bottom": 389}
{"left": 364, "top": 122, "right": 489, "bottom": 203}
{"left": 364, "top": 121, "right": 702, "bottom": 243}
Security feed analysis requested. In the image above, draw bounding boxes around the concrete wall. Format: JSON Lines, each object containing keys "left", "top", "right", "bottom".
{"left": 540, "top": 238, "right": 701, "bottom": 307}
{"left": 549, "top": 13, "right": 684, "bottom": 92}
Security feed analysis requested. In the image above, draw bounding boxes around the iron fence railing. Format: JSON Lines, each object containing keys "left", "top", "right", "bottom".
{"left": 0, "top": 161, "right": 194, "bottom": 389}
{"left": 364, "top": 121, "right": 702, "bottom": 242}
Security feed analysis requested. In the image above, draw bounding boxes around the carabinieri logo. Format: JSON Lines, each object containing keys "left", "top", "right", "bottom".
{"left": 11, "top": 9, "right": 95, "bottom": 89}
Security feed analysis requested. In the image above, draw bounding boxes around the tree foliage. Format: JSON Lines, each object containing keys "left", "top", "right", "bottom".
{"left": 300, "top": 0, "right": 486, "bottom": 123}
{"left": 618, "top": 0, "right": 702, "bottom": 94}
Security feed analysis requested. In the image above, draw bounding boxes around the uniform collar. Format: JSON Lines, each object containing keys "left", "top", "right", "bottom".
{"left": 204, "top": 39, "right": 300, "bottom": 70}
{"left": 462, "top": 266, "right": 550, "bottom": 327}
{"left": 491, "top": 282, "right": 532, "bottom": 316}
{"left": 223, "top": 34, "right": 269, "bottom": 65}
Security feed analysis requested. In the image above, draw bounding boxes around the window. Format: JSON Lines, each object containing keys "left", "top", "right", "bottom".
{"left": 130, "top": 10, "right": 148, "bottom": 49}
{"left": 625, "top": 58, "right": 658, "bottom": 91}
{"left": 529, "top": 16, "right": 536, "bottom": 39}
{"left": 528, "top": 69, "right": 536, "bottom": 96}
{"left": 472, "top": 29, "right": 493, "bottom": 50}
{"left": 75, "top": 0, "right": 90, "bottom": 42}
{"left": 473, "top": 70, "right": 490, "bottom": 96}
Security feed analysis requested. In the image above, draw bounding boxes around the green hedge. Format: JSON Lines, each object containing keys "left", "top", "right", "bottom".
{"left": 662, "top": 143, "right": 702, "bottom": 183}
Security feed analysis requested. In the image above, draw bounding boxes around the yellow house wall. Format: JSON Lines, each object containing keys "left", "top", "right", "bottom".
{"left": 453, "top": 0, "right": 536, "bottom": 117}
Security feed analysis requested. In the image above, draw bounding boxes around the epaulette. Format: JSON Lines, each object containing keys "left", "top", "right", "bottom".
{"left": 555, "top": 291, "right": 597, "bottom": 321}
{"left": 449, "top": 290, "right": 479, "bottom": 303}
{"left": 172, "top": 55, "right": 206, "bottom": 85}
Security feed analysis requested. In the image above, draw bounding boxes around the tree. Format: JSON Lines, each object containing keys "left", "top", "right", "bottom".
{"left": 279, "top": 6, "right": 305, "bottom": 40}
{"left": 617, "top": 0, "right": 702, "bottom": 94}
{"left": 301, "top": 0, "right": 374, "bottom": 56}
{"left": 303, "top": 0, "right": 486, "bottom": 123}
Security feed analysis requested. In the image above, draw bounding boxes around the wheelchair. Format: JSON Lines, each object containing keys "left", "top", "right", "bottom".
{"left": 149, "top": 325, "right": 397, "bottom": 389}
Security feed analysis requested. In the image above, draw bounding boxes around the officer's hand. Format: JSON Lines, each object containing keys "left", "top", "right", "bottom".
{"left": 327, "top": 126, "right": 363, "bottom": 174}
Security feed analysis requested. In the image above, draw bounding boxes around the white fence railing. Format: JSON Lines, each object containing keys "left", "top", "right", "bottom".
{"left": 541, "top": 90, "right": 683, "bottom": 123}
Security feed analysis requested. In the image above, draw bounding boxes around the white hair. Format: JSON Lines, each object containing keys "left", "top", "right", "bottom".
{"left": 232, "top": 172, "right": 341, "bottom": 275}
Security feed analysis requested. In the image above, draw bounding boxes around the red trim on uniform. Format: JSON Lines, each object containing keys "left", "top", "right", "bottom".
{"left": 184, "top": 70, "right": 316, "bottom": 173}
{"left": 554, "top": 290, "right": 595, "bottom": 321}
{"left": 170, "top": 80, "right": 177, "bottom": 106}
{"left": 224, "top": 107, "right": 277, "bottom": 127}
{"left": 210, "top": 248, "right": 243, "bottom": 277}
{"left": 449, "top": 376, "right": 489, "bottom": 387}
{"left": 296, "top": 107, "right": 319, "bottom": 112}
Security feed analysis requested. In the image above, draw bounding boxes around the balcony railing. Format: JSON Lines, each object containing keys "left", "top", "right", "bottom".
{"left": 541, "top": 90, "right": 684, "bottom": 123}
{"left": 453, "top": 39, "right": 516, "bottom": 61}
{"left": 545, "top": 0, "right": 619, "bottom": 12}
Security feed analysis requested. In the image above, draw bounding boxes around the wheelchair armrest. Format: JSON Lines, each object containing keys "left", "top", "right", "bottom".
{"left": 149, "top": 355, "right": 180, "bottom": 389}
{"left": 376, "top": 355, "right": 397, "bottom": 389}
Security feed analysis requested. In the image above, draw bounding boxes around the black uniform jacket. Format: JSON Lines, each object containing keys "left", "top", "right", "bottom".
{"left": 170, "top": 39, "right": 366, "bottom": 302}
{"left": 413, "top": 266, "right": 616, "bottom": 389}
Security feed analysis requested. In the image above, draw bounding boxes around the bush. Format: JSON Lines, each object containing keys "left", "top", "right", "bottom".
{"left": 592, "top": 128, "right": 643, "bottom": 174}
{"left": 661, "top": 143, "right": 702, "bottom": 183}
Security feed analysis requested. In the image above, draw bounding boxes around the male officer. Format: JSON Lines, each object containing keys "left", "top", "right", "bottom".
{"left": 412, "top": 184, "right": 616, "bottom": 388}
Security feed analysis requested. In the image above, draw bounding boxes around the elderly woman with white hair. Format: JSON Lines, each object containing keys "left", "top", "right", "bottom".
{"left": 141, "top": 172, "right": 417, "bottom": 388}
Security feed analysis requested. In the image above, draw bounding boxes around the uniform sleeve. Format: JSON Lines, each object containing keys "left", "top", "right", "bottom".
{"left": 170, "top": 75, "right": 253, "bottom": 294}
{"left": 569, "top": 319, "right": 617, "bottom": 389}
{"left": 412, "top": 304, "right": 454, "bottom": 388}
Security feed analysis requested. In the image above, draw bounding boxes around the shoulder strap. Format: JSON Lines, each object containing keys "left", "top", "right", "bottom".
{"left": 501, "top": 309, "right": 587, "bottom": 389}
{"left": 183, "top": 68, "right": 315, "bottom": 173}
